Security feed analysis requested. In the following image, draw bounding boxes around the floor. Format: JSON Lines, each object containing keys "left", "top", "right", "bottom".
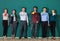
{"left": 0, "top": 38, "right": 60, "bottom": 41}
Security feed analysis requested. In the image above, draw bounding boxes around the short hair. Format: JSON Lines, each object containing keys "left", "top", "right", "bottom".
{"left": 33, "top": 6, "right": 38, "bottom": 11}
{"left": 21, "top": 7, "right": 26, "bottom": 12}
{"left": 42, "top": 7, "right": 48, "bottom": 12}
{"left": 22, "top": 7, "right": 26, "bottom": 10}
{"left": 42, "top": 7, "right": 47, "bottom": 10}
{"left": 33, "top": 6, "right": 38, "bottom": 9}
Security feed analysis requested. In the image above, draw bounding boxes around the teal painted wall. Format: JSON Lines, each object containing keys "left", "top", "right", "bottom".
{"left": 0, "top": 0, "right": 60, "bottom": 37}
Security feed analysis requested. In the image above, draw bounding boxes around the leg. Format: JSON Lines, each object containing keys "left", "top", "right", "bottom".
{"left": 50, "top": 22, "right": 55, "bottom": 37}
{"left": 3, "top": 20, "right": 6, "bottom": 36}
{"left": 3, "top": 21, "right": 8, "bottom": 36}
{"left": 19, "top": 22, "right": 24, "bottom": 39}
{"left": 34, "top": 23, "right": 38, "bottom": 37}
{"left": 42, "top": 22, "right": 48, "bottom": 38}
{"left": 24, "top": 22, "right": 27, "bottom": 38}
{"left": 50, "top": 22, "right": 56, "bottom": 40}
{"left": 31, "top": 23, "right": 35, "bottom": 38}
{"left": 12, "top": 22, "right": 17, "bottom": 37}
{"left": 44, "top": 22, "right": 48, "bottom": 37}
{"left": 3, "top": 20, "right": 8, "bottom": 40}
{"left": 42, "top": 22, "right": 45, "bottom": 38}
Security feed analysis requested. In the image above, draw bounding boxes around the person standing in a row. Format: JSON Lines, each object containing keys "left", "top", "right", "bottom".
{"left": 41, "top": 7, "right": 49, "bottom": 38}
{"left": 19, "top": 7, "right": 29, "bottom": 39}
{"left": 10, "top": 9, "right": 18, "bottom": 39}
{"left": 2, "top": 9, "right": 9, "bottom": 39}
{"left": 31, "top": 6, "right": 40, "bottom": 38}
{"left": 49, "top": 10, "right": 56, "bottom": 40}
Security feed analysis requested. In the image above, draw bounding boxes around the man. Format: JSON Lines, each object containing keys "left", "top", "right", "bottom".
{"left": 31, "top": 6, "right": 40, "bottom": 38}
{"left": 19, "top": 7, "right": 29, "bottom": 39}
{"left": 41, "top": 7, "right": 49, "bottom": 38}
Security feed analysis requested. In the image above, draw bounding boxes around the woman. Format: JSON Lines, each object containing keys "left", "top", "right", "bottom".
{"left": 41, "top": 7, "right": 49, "bottom": 38}
{"left": 10, "top": 9, "right": 18, "bottom": 39}
{"left": 31, "top": 6, "right": 40, "bottom": 38}
{"left": 49, "top": 10, "right": 56, "bottom": 40}
{"left": 2, "top": 8, "right": 9, "bottom": 39}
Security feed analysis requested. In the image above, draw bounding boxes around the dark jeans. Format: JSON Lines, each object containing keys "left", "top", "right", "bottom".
{"left": 41, "top": 21, "right": 48, "bottom": 38}
{"left": 3, "top": 20, "right": 8, "bottom": 36}
{"left": 50, "top": 21, "right": 56, "bottom": 37}
{"left": 31, "top": 23, "right": 38, "bottom": 38}
{"left": 19, "top": 21, "right": 27, "bottom": 38}
{"left": 11, "top": 21, "right": 17, "bottom": 37}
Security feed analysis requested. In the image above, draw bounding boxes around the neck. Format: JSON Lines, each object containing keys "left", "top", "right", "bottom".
{"left": 4, "top": 12, "right": 7, "bottom": 14}
{"left": 34, "top": 11, "right": 37, "bottom": 13}
{"left": 43, "top": 11, "right": 46, "bottom": 13}
{"left": 22, "top": 11, "right": 25, "bottom": 12}
{"left": 52, "top": 13, "right": 55, "bottom": 15}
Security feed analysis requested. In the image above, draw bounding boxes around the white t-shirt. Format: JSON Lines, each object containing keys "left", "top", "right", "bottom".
{"left": 19, "top": 12, "right": 28, "bottom": 23}
{"left": 3, "top": 13, "right": 8, "bottom": 20}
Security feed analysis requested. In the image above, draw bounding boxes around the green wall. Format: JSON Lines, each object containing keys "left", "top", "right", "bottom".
{"left": 0, "top": 0, "right": 60, "bottom": 37}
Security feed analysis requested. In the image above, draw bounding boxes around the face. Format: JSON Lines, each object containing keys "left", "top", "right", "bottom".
{"left": 43, "top": 8, "right": 47, "bottom": 12}
{"left": 13, "top": 10, "right": 16, "bottom": 14}
{"left": 34, "top": 8, "right": 37, "bottom": 11}
{"left": 52, "top": 10, "right": 55, "bottom": 13}
{"left": 52, "top": 10, "right": 56, "bottom": 15}
{"left": 22, "top": 8, "right": 26, "bottom": 12}
{"left": 4, "top": 9, "right": 7, "bottom": 13}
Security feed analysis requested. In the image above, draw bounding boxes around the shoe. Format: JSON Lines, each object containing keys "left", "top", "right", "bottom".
{"left": 51, "top": 37, "right": 55, "bottom": 40}
{"left": 11, "top": 35, "right": 15, "bottom": 39}
{"left": 19, "top": 37, "right": 21, "bottom": 39}
{"left": 24, "top": 37, "right": 27, "bottom": 39}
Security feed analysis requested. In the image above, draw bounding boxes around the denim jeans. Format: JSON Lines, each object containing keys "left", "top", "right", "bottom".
{"left": 31, "top": 23, "right": 38, "bottom": 38}
{"left": 19, "top": 21, "right": 27, "bottom": 38}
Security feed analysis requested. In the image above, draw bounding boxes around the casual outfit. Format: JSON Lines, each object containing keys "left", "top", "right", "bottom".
{"left": 41, "top": 12, "right": 49, "bottom": 38}
{"left": 49, "top": 14, "right": 56, "bottom": 37}
{"left": 2, "top": 13, "right": 9, "bottom": 36}
{"left": 31, "top": 12, "right": 40, "bottom": 38}
{"left": 10, "top": 14, "right": 18, "bottom": 37}
{"left": 19, "top": 12, "right": 28, "bottom": 38}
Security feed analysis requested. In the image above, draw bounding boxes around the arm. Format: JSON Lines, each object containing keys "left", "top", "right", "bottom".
{"left": 19, "top": 12, "right": 21, "bottom": 20}
{"left": 47, "top": 13, "right": 50, "bottom": 26}
{"left": 27, "top": 13, "right": 29, "bottom": 25}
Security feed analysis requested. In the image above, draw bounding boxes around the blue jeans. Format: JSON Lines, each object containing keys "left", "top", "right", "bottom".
{"left": 31, "top": 23, "right": 38, "bottom": 38}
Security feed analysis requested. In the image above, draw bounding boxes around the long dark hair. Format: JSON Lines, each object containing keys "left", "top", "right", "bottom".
{"left": 13, "top": 9, "right": 16, "bottom": 14}
{"left": 4, "top": 8, "right": 8, "bottom": 13}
